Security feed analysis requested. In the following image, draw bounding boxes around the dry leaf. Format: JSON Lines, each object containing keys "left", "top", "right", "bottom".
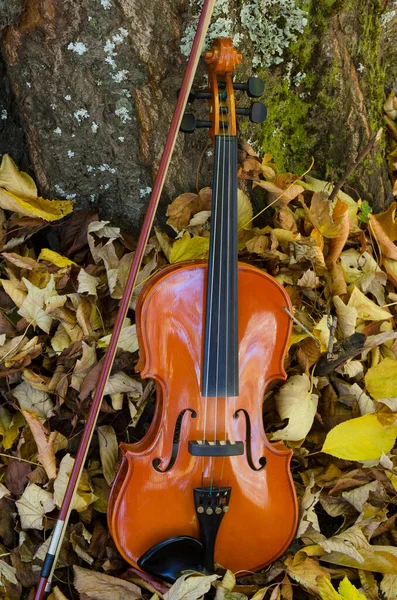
{"left": 22, "top": 410, "right": 57, "bottom": 479}
{"left": 273, "top": 374, "right": 318, "bottom": 441}
{"left": 16, "top": 483, "right": 55, "bottom": 530}
{"left": 54, "top": 454, "right": 97, "bottom": 512}
{"left": 12, "top": 381, "right": 54, "bottom": 421}
{"left": 164, "top": 574, "right": 219, "bottom": 600}
{"left": 74, "top": 565, "right": 142, "bottom": 600}
{"left": 98, "top": 425, "right": 118, "bottom": 486}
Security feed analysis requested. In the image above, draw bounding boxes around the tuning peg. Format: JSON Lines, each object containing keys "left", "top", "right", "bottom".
{"left": 236, "top": 102, "right": 267, "bottom": 123}
{"left": 177, "top": 88, "right": 211, "bottom": 103}
{"left": 233, "top": 77, "right": 265, "bottom": 98}
{"left": 180, "top": 114, "right": 212, "bottom": 133}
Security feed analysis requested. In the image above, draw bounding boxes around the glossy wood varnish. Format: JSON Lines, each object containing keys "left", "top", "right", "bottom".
{"left": 108, "top": 261, "right": 298, "bottom": 573}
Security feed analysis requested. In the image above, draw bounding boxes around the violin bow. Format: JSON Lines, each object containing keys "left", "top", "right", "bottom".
{"left": 34, "top": 3, "right": 216, "bottom": 598}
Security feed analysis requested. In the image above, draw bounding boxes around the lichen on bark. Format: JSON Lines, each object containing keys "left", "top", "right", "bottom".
{"left": 255, "top": 0, "right": 391, "bottom": 211}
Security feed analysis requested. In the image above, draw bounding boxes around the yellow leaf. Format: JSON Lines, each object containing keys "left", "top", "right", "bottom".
{"left": 238, "top": 189, "right": 253, "bottom": 229}
{"left": 289, "top": 331, "right": 309, "bottom": 346}
{"left": 322, "top": 414, "right": 397, "bottom": 460}
{"left": 273, "top": 374, "right": 318, "bottom": 441}
{"left": 317, "top": 577, "right": 342, "bottom": 600}
{"left": 347, "top": 286, "right": 391, "bottom": 321}
{"left": 0, "top": 154, "right": 38, "bottom": 199}
{"left": 0, "top": 406, "right": 25, "bottom": 450}
{"left": 0, "top": 278, "right": 27, "bottom": 308}
{"left": 383, "top": 257, "right": 397, "bottom": 286}
{"left": 38, "top": 248, "right": 76, "bottom": 267}
{"left": 0, "top": 188, "right": 74, "bottom": 220}
{"left": 285, "top": 554, "right": 330, "bottom": 596}
{"left": 51, "top": 323, "right": 72, "bottom": 353}
{"left": 338, "top": 577, "right": 367, "bottom": 600}
{"left": 48, "top": 586, "right": 69, "bottom": 600}
{"left": 169, "top": 234, "right": 209, "bottom": 264}
{"left": 365, "top": 357, "right": 397, "bottom": 399}
{"left": 321, "top": 544, "right": 397, "bottom": 574}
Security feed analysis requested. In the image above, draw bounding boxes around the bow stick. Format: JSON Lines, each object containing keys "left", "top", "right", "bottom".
{"left": 34, "top": 3, "right": 216, "bottom": 598}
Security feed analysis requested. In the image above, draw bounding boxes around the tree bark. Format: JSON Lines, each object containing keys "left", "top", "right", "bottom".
{"left": 0, "top": 0, "right": 395, "bottom": 234}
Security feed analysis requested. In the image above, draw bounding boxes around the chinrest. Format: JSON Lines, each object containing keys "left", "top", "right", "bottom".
{"left": 138, "top": 536, "right": 206, "bottom": 583}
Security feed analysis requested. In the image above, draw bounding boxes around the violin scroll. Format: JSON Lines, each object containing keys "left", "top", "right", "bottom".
{"left": 180, "top": 37, "right": 267, "bottom": 137}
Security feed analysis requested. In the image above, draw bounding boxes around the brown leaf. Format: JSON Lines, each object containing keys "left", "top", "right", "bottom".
{"left": 369, "top": 203, "right": 397, "bottom": 260}
{"left": 22, "top": 411, "right": 57, "bottom": 480}
{"left": 60, "top": 210, "right": 99, "bottom": 257}
{"left": 166, "top": 192, "right": 200, "bottom": 232}
{"left": 296, "top": 338, "right": 321, "bottom": 374}
{"left": 306, "top": 192, "right": 346, "bottom": 238}
{"left": 4, "top": 459, "right": 32, "bottom": 496}
{"left": 74, "top": 565, "right": 142, "bottom": 600}
{"left": 326, "top": 200, "right": 350, "bottom": 264}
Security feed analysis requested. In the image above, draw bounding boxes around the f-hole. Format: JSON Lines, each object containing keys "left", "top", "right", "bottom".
{"left": 234, "top": 408, "right": 267, "bottom": 471}
{"left": 152, "top": 408, "right": 197, "bottom": 473}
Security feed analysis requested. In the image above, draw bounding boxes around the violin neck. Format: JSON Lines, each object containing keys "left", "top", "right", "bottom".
{"left": 201, "top": 135, "right": 239, "bottom": 398}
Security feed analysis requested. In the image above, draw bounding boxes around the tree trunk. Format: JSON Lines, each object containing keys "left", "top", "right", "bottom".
{"left": 0, "top": 0, "right": 394, "bottom": 234}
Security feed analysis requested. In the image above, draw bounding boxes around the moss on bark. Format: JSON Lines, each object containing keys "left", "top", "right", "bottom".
{"left": 254, "top": 0, "right": 390, "bottom": 210}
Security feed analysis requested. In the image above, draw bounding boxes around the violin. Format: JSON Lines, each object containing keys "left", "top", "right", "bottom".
{"left": 107, "top": 38, "right": 298, "bottom": 582}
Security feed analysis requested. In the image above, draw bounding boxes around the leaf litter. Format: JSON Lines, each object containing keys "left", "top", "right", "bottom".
{"left": 0, "top": 136, "right": 396, "bottom": 600}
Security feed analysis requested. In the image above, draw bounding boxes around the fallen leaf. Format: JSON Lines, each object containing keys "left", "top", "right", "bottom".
{"left": 77, "top": 269, "right": 100, "bottom": 296}
{"left": 16, "top": 483, "right": 55, "bottom": 530}
{"left": 273, "top": 374, "right": 318, "bottom": 441}
{"left": 238, "top": 189, "right": 253, "bottom": 229}
{"left": 48, "top": 586, "right": 69, "bottom": 600}
{"left": 365, "top": 357, "right": 397, "bottom": 399}
{"left": 1, "top": 252, "right": 39, "bottom": 270}
{"left": 22, "top": 411, "right": 57, "bottom": 480}
{"left": 0, "top": 559, "right": 18, "bottom": 586}
{"left": 166, "top": 192, "right": 201, "bottom": 232}
{"left": 12, "top": 381, "right": 54, "bottom": 421}
{"left": 98, "top": 323, "right": 138, "bottom": 353}
{"left": 98, "top": 425, "right": 118, "bottom": 486}
{"left": 347, "top": 286, "right": 391, "bottom": 321}
{"left": 322, "top": 414, "right": 397, "bottom": 460}
{"left": 169, "top": 234, "right": 209, "bottom": 264}
{"left": 164, "top": 573, "right": 219, "bottom": 600}
{"left": 54, "top": 454, "right": 97, "bottom": 512}
{"left": 333, "top": 296, "right": 357, "bottom": 337}
{"left": 74, "top": 565, "right": 142, "bottom": 599}
{"left": 1, "top": 278, "right": 27, "bottom": 308}
{"left": 70, "top": 342, "right": 97, "bottom": 391}
{"left": 38, "top": 248, "right": 76, "bottom": 267}
{"left": 326, "top": 200, "right": 350, "bottom": 264}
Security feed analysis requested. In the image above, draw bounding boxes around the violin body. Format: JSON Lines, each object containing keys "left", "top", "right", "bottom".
{"left": 108, "top": 261, "right": 298, "bottom": 574}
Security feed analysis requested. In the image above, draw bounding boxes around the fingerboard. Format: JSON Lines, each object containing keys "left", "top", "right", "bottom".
{"left": 201, "top": 135, "right": 239, "bottom": 398}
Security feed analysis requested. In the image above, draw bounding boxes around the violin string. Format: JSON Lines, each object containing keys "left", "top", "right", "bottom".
{"left": 202, "top": 82, "right": 222, "bottom": 483}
